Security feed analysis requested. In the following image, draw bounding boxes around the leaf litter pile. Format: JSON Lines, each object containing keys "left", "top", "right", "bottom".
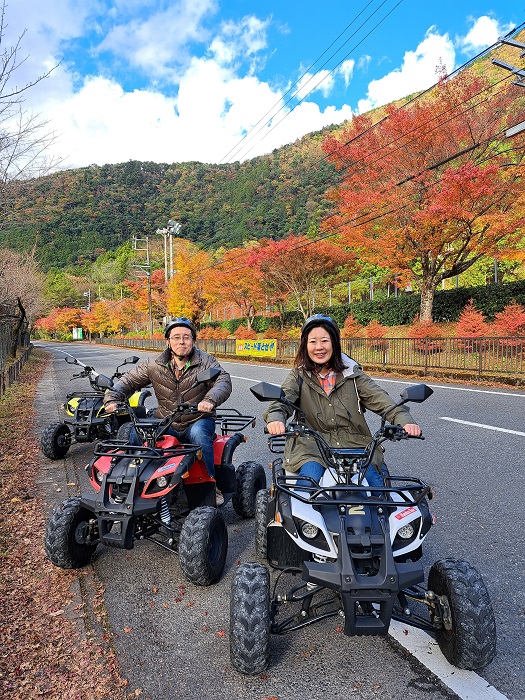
{"left": 0, "top": 350, "right": 134, "bottom": 700}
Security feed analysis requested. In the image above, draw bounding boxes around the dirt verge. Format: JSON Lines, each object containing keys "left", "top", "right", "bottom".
{"left": 0, "top": 349, "right": 136, "bottom": 700}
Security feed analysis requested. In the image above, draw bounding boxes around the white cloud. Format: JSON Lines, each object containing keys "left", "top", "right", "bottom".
{"left": 339, "top": 59, "right": 355, "bottom": 88}
{"left": 458, "top": 15, "right": 512, "bottom": 54}
{"left": 210, "top": 14, "right": 270, "bottom": 75}
{"left": 357, "top": 29, "right": 455, "bottom": 113}
{"left": 357, "top": 54, "right": 371, "bottom": 71}
{"left": 296, "top": 70, "right": 335, "bottom": 100}
{"left": 97, "top": 0, "right": 218, "bottom": 80}
{"left": 43, "top": 55, "right": 353, "bottom": 167}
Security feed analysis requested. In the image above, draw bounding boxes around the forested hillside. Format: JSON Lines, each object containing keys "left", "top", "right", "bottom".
{"left": 1, "top": 126, "right": 343, "bottom": 270}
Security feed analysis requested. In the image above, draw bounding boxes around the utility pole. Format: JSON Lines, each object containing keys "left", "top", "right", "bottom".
{"left": 133, "top": 234, "right": 153, "bottom": 340}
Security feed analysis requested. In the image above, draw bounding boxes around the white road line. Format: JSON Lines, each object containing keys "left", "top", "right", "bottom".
{"left": 375, "top": 377, "right": 525, "bottom": 398}
{"left": 230, "top": 375, "right": 266, "bottom": 381}
{"left": 389, "top": 622, "right": 509, "bottom": 700}
{"left": 440, "top": 417, "right": 525, "bottom": 437}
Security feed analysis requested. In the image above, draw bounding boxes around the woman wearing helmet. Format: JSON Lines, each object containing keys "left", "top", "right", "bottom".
{"left": 104, "top": 318, "right": 232, "bottom": 505}
{"left": 264, "top": 314, "right": 421, "bottom": 488}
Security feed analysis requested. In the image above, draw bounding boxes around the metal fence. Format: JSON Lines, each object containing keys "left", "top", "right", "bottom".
{"left": 0, "top": 321, "right": 32, "bottom": 399}
{"left": 0, "top": 322, "right": 13, "bottom": 372}
{"left": 99, "top": 336, "right": 525, "bottom": 379}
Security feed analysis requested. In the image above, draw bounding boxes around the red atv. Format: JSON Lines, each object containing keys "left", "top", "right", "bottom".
{"left": 45, "top": 368, "right": 266, "bottom": 586}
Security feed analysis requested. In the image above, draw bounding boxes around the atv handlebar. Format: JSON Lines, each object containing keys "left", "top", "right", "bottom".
{"left": 267, "top": 421, "right": 423, "bottom": 472}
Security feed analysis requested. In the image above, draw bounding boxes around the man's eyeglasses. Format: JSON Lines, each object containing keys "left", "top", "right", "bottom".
{"left": 169, "top": 335, "right": 193, "bottom": 342}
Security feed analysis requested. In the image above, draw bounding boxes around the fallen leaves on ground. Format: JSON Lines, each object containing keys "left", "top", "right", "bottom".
{"left": 0, "top": 350, "right": 133, "bottom": 700}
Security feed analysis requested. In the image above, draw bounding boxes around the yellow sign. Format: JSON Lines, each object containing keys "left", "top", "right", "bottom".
{"left": 235, "top": 339, "right": 277, "bottom": 357}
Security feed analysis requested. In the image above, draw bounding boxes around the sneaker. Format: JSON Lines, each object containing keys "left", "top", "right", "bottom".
{"left": 215, "top": 488, "right": 224, "bottom": 507}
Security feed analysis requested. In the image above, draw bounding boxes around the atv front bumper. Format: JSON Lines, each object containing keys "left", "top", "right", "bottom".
{"left": 303, "top": 515, "right": 424, "bottom": 635}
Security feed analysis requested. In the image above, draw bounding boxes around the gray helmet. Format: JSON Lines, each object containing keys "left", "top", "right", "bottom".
{"left": 301, "top": 314, "right": 340, "bottom": 340}
{"left": 164, "top": 317, "right": 196, "bottom": 340}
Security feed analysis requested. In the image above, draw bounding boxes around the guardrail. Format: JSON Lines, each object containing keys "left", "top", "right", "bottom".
{"left": 98, "top": 336, "right": 525, "bottom": 380}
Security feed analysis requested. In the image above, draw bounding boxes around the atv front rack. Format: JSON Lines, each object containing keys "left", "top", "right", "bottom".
{"left": 214, "top": 408, "right": 256, "bottom": 435}
{"left": 274, "top": 472, "right": 430, "bottom": 507}
{"left": 93, "top": 440, "right": 201, "bottom": 461}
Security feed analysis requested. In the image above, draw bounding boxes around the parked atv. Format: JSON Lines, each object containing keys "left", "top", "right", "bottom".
{"left": 230, "top": 381, "right": 496, "bottom": 674}
{"left": 41, "top": 354, "right": 149, "bottom": 460}
{"left": 45, "top": 368, "right": 266, "bottom": 586}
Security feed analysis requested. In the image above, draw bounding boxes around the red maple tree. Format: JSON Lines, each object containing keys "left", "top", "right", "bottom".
{"left": 247, "top": 235, "right": 355, "bottom": 319}
{"left": 322, "top": 69, "right": 525, "bottom": 321}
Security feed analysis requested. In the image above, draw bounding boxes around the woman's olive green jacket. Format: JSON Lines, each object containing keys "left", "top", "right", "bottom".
{"left": 263, "top": 356, "right": 417, "bottom": 473}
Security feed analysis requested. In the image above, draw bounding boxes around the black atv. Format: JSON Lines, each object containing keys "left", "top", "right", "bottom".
{"left": 230, "top": 381, "right": 497, "bottom": 674}
{"left": 41, "top": 354, "right": 149, "bottom": 460}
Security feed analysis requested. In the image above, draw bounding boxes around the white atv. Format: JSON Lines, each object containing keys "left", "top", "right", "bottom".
{"left": 230, "top": 382, "right": 496, "bottom": 674}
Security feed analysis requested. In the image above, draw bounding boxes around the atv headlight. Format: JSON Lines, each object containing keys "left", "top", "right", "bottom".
{"left": 301, "top": 522, "right": 320, "bottom": 539}
{"left": 397, "top": 522, "right": 415, "bottom": 539}
{"left": 95, "top": 469, "right": 104, "bottom": 483}
{"left": 156, "top": 476, "right": 168, "bottom": 489}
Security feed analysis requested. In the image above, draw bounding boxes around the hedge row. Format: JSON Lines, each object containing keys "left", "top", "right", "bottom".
{"left": 200, "top": 280, "right": 525, "bottom": 332}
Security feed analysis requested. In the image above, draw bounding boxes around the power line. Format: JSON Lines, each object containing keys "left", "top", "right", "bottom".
{"left": 200, "top": 119, "right": 523, "bottom": 281}
{"left": 313, "top": 22, "right": 525, "bottom": 169}
{"left": 218, "top": 0, "right": 383, "bottom": 164}
{"left": 222, "top": 0, "right": 404, "bottom": 164}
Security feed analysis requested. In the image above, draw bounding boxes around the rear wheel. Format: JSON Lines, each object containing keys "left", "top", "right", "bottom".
{"left": 230, "top": 562, "right": 271, "bottom": 674}
{"left": 254, "top": 489, "right": 269, "bottom": 560}
{"left": 428, "top": 558, "right": 496, "bottom": 669}
{"left": 233, "top": 461, "right": 266, "bottom": 519}
{"left": 45, "top": 497, "right": 98, "bottom": 568}
{"left": 179, "top": 507, "right": 227, "bottom": 586}
{"left": 41, "top": 423, "right": 72, "bottom": 460}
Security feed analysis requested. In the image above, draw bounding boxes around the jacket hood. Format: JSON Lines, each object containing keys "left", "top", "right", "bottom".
{"left": 342, "top": 353, "right": 361, "bottom": 378}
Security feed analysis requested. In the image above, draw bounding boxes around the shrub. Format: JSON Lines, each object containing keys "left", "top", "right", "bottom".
{"left": 199, "top": 326, "right": 229, "bottom": 339}
{"left": 364, "top": 319, "right": 387, "bottom": 338}
{"left": 455, "top": 299, "right": 490, "bottom": 337}
{"left": 492, "top": 301, "right": 525, "bottom": 337}
{"left": 405, "top": 316, "right": 442, "bottom": 339}
{"left": 405, "top": 316, "right": 444, "bottom": 352}
{"left": 283, "top": 326, "right": 301, "bottom": 339}
{"left": 235, "top": 324, "right": 258, "bottom": 340}
{"left": 341, "top": 313, "right": 362, "bottom": 337}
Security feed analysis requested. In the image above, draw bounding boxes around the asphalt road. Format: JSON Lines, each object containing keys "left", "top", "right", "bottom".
{"left": 34, "top": 342, "right": 525, "bottom": 700}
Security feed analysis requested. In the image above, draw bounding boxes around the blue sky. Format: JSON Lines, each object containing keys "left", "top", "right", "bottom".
{"left": 6, "top": 0, "right": 523, "bottom": 169}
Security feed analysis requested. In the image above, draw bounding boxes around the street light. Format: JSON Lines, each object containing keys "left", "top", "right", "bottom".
{"left": 167, "top": 220, "right": 181, "bottom": 279}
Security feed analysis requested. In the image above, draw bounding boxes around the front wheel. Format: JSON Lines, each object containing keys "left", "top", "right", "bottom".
{"left": 178, "top": 507, "right": 228, "bottom": 586}
{"left": 41, "top": 423, "right": 72, "bottom": 460}
{"left": 428, "top": 558, "right": 496, "bottom": 669}
{"left": 230, "top": 562, "right": 271, "bottom": 674}
{"left": 254, "top": 489, "right": 269, "bottom": 560}
{"left": 233, "top": 461, "right": 266, "bottom": 519}
{"left": 45, "top": 497, "right": 98, "bottom": 568}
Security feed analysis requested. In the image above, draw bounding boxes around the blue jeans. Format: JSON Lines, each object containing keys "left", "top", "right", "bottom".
{"left": 127, "top": 417, "right": 216, "bottom": 477}
{"left": 294, "top": 460, "right": 386, "bottom": 490}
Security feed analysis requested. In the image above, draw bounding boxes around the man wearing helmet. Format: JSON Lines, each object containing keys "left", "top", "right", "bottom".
{"left": 264, "top": 314, "right": 421, "bottom": 489}
{"left": 104, "top": 318, "right": 232, "bottom": 505}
